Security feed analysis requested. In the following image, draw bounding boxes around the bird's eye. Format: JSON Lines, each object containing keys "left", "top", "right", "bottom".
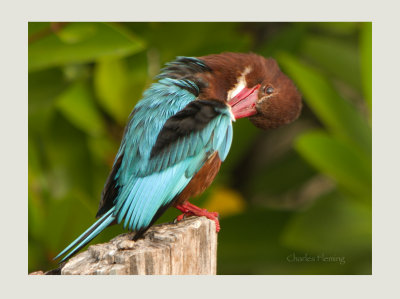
{"left": 264, "top": 86, "right": 274, "bottom": 95}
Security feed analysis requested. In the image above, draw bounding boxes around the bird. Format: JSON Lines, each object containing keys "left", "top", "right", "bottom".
{"left": 54, "top": 52, "right": 302, "bottom": 263}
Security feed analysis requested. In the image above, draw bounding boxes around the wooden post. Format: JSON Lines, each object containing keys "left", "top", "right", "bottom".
{"left": 41, "top": 216, "right": 217, "bottom": 275}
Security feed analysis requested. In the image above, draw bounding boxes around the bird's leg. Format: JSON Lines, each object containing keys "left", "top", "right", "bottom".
{"left": 175, "top": 202, "right": 220, "bottom": 232}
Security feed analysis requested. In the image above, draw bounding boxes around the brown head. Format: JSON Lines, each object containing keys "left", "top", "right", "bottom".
{"left": 198, "top": 53, "right": 302, "bottom": 130}
{"left": 248, "top": 59, "right": 302, "bottom": 129}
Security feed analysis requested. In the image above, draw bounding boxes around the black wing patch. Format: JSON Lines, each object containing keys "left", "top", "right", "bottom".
{"left": 150, "top": 100, "right": 227, "bottom": 158}
{"left": 96, "top": 154, "right": 123, "bottom": 218}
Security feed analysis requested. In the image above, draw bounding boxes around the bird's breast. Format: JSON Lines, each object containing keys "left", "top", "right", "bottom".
{"left": 173, "top": 151, "right": 222, "bottom": 206}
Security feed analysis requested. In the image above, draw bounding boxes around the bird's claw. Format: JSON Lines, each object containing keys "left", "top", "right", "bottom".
{"left": 175, "top": 203, "right": 220, "bottom": 232}
{"left": 176, "top": 213, "right": 188, "bottom": 222}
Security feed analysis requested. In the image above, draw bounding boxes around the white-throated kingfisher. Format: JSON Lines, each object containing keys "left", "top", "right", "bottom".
{"left": 54, "top": 52, "right": 302, "bottom": 262}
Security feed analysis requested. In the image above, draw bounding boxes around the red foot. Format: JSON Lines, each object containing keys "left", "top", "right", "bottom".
{"left": 175, "top": 202, "right": 220, "bottom": 232}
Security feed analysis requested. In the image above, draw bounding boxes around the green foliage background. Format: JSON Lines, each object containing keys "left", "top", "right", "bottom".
{"left": 28, "top": 22, "right": 372, "bottom": 274}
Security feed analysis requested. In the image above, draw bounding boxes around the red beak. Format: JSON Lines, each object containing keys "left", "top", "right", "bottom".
{"left": 228, "top": 84, "right": 260, "bottom": 119}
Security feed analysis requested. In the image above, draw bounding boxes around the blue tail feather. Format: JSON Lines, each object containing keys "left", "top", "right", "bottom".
{"left": 54, "top": 208, "right": 115, "bottom": 263}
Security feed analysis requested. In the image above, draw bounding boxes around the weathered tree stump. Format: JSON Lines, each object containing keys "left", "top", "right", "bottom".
{"left": 49, "top": 216, "right": 217, "bottom": 275}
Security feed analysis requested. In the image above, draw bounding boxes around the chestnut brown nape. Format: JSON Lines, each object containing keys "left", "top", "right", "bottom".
{"left": 249, "top": 73, "right": 302, "bottom": 130}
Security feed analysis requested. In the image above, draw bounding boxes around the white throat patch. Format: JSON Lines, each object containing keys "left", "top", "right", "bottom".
{"left": 227, "top": 67, "right": 252, "bottom": 101}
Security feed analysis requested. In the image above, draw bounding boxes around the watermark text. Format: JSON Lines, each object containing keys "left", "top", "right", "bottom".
{"left": 286, "top": 253, "right": 346, "bottom": 265}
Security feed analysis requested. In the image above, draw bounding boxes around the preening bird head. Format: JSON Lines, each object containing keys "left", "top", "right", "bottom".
{"left": 199, "top": 53, "right": 302, "bottom": 130}
{"left": 248, "top": 59, "right": 303, "bottom": 130}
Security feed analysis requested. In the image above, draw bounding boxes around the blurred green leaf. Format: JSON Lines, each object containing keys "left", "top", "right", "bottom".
{"left": 360, "top": 22, "right": 372, "bottom": 111}
{"left": 45, "top": 190, "right": 98, "bottom": 252}
{"left": 28, "top": 192, "right": 46, "bottom": 241}
{"left": 257, "top": 23, "right": 307, "bottom": 56}
{"left": 247, "top": 149, "right": 316, "bottom": 197}
{"left": 56, "top": 81, "right": 106, "bottom": 136}
{"left": 218, "top": 208, "right": 294, "bottom": 272}
{"left": 222, "top": 118, "right": 259, "bottom": 176}
{"left": 29, "top": 241, "right": 46, "bottom": 273}
{"left": 28, "top": 137, "right": 47, "bottom": 240}
{"left": 185, "top": 22, "right": 252, "bottom": 56}
{"left": 28, "top": 22, "right": 51, "bottom": 37}
{"left": 29, "top": 68, "right": 70, "bottom": 135}
{"left": 28, "top": 68, "right": 69, "bottom": 114}
{"left": 62, "top": 64, "right": 92, "bottom": 81}
{"left": 313, "top": 22, "right": 359, "bottom": 36}
{"left": 281, "top": 191, "right": 371, "bottom": 257}
{"left": 43, "top": 113, "right": 95, "bottom": 198}
{"left": 124, "top": 23, "right": 251, "bottom": 63}
{"left": 295, "top": 131, "right": 371, "bottom": 200}
{"left": 56, "top": 22, "right": 97, "bottom": 44}
{"left": 278, "top": 52, "right": 371, "bottom": 155}
{"left": 87, "top": 135, "right": 118, "bottom": 166}
{"left": 300, "top": 34, "right": 362, "bottom": 91}
{"left": 125, "top": 52, "right": 151, "bottom": 108}
{"left": 94, "top": 58, "right": 132, "bottom": 124}
{"left": 29, "top": 22, "right": 146, "bottom": 72}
